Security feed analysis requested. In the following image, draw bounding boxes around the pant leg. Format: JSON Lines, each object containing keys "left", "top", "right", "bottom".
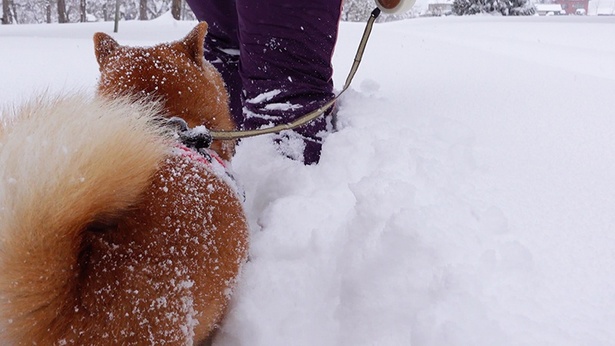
{"left": 236, "top": 1, "right": 343, "bottom": 164}
{"left": 185, "top": 0, "right": 244, "bottom": 126}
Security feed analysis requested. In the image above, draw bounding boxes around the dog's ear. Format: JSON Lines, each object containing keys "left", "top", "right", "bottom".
{"left": 181, "top": 22, "right": 208, "bottom": 66}
{"left": 93, "top": 32, "right": 120, "bottom": 67}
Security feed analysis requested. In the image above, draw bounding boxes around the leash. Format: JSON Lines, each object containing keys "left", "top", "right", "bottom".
{"left": 209, "top": 8, "right": 382, "bottom": 141}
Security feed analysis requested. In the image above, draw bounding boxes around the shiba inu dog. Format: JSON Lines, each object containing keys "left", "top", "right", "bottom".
{"left": 0, "top": 22, "right": 248, "bottom": 345}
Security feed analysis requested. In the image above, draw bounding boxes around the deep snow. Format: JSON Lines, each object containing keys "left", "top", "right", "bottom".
{"left": 2, "top": 13, "right": 615, "bottom": 345}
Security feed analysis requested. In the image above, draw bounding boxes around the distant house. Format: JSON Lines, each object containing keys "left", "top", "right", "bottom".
{"left": 534, "top": 3, "right": 567, "bottom": 14}
{"left": 556, "top": 0, "right": 590, "bottom": 14}
{"left": 588, "top": 0, "right": 615, "bottom": 14}
{"left": 425, "top": 0, "right": 453, "bottom": 16}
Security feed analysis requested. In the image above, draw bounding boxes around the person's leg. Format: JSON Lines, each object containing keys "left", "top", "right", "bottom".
{"left": 236, "top": 1, "right": 343, "bottom": 164}
{"left": 185, "top": 0, "right": 243, "bottom": 126}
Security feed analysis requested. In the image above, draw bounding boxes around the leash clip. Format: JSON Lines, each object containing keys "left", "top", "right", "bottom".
{"left": 168, "top": 117, "right": 213, "bottom": 150}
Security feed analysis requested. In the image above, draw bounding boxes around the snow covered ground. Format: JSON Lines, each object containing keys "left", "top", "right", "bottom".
{"left": 2, "top": 13, "right": 615, "bottom": 345}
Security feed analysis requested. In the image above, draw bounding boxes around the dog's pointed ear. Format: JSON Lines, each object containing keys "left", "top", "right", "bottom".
{"left": 93, "top": 32, "right": 120, "bottom": 67}
{"left": 181, "top": 22, "right": 208, "bottom": 66}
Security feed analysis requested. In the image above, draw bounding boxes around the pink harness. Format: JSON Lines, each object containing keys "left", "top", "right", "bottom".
{"left": 174, "top": 144, "right": 244, "bottom": 201}
{"left": 175, "top": 144, "right": 227, "bottom": 169}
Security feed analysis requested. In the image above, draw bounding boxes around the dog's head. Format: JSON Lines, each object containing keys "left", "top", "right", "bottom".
{"left": 93, "top": 23, "right": 235, "bottom": 161}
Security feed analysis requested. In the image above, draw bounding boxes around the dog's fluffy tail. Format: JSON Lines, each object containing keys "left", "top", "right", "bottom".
{"left": 0, "top": 94, "right": 170, "bottom": 342}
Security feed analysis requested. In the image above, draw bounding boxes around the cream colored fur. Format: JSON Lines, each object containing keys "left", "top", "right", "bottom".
{"left": 0, "top": 94, "right": 171, "bottom": 343}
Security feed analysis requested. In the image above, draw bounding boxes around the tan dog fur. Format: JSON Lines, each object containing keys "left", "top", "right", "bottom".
{"left": 95, "top": 22, "right": 236, "bottom": 161}
{"left": 0, "top": 23, "right": 248, "bottom": 345}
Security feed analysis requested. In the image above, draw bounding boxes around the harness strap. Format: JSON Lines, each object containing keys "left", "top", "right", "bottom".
{"left": 209, "top": 8, "right": 381, "bottom": 141}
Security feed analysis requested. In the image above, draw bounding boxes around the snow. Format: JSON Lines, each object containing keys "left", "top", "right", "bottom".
{"left": 588, "top": 0, "right": 615, "bottom": 15}
{"left": 2, "top": 14, "right": 615, "bottom": 345}
{"left": 534, "top": 3, "right": 565, "bottom": 14}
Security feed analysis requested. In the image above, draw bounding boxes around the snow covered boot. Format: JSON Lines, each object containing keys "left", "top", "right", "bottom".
{"left": 185, "top": 0, "right": 343, "bottom": 164}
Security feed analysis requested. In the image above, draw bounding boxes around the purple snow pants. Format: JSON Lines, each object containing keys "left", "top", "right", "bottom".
{"left": 185, "top": 0, "right": 343, "bottom": 164}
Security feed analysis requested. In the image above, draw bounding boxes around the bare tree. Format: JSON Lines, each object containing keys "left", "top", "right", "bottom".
{"left": 2, "top": 0, "right": 13, "bottom": 24}
{"left": 10, "top": 0, "right": 16, "bottom": 22}
{"left": 57, "top": 0, "right": 67, "bottom": 22}
{"left": 46, "top": 0, "right": 52, "bottom": 23}
{"left": 113, "top": 0, "right": 119, "bottom": 32}
{"left": 102, "top": 2, "right": 108, "bottom": 21}
{"left": 80, "top": 0, "right": 86, "bottom": 22}
{"left": 2, "top": 0, "right": 195, "bottom": 24}
{"left": 171, "top": 0, "right": 180, "bottom": 20}
{"left": 139, "top": 0, "right": 147, "bottom": 19}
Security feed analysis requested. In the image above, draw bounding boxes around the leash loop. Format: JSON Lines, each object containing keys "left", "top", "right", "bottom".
{"left": 209, "top": 8, "right": 381, "bottom": 140}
